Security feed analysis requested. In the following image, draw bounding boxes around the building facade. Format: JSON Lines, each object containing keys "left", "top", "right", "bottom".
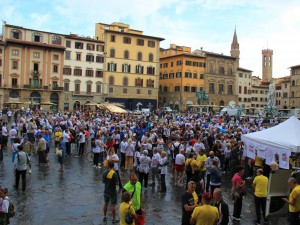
{"left": 0, "top": 37, "right": 5, "bottom": 107}
{"left": 237, "top": 67, "right": 252, "bottom": 109}
{"left": 1, "top": 24, "right": 65, "bottom": 110}
{"left": 251, "top": 76, "right": 268, "bottom": 109}
{"left": 95, "top": 22, "right": 164, "bottom": 110}
{"left": 289, "top": 64, "right": 300, "bottom": 108}
{"left": 262, "top": 49, "right": 273, "bottom": 82}
{"left": 158, "top": 45, "right": 206, "bottom": 111}
{"left": 62, "top": 34, "right": 105, "bottom": 111}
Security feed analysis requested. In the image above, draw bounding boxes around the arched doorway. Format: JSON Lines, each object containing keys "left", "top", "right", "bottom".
{"left": 30, "top": 91, "right": 41, "bottom": 110}
{"left": 73, "top": 101, "right": 80, "bottom": 110}
{"left": 9, "top": 90, "right": 19, "bottom": 98}
{"left": 50, "top": 93, "right": 59, "bottom": 111}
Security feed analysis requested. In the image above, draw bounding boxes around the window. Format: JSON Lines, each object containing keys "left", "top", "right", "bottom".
{"left": 123, "top": 37, "right": 131, "bottom": 44}
{"left": 122, "top": 64, "right": 131, "bottom": 73}
{"left": 95, "top": 70, "right": 103, "bottom": 78}
{"left": 239, "top": 73, "right": 243, "bottom": 77}
{"left": 193, "top": 62, "right": 198, "bottom": 67}
{"left": 171, "top": 62, "right": 174, "bottom": 67}
{"left": 53, "top": 54, "right": 59, "bottom": 61}
{"left": 66, "top": 40, "right": 71, "bottom": 48}
{"left": 176, "top": 72, "right": 182, "bottom": 78}
{"left": 146, "top": 79, "right": 154, "bottom": 88}
{"left": 75, "top": 42, "right": 84, "bottom": 49}
{"left": 209, "top": 62, "right": 215, "bottom": 73}
{"left": 283, "top": 92, "right": 288, "bottom": 98}
{"left": 86, "top": 69, "right": 93, "bottom": 77}
{"left": 123, "top": 77, "right": 128, "bottom": 86}
{"left": 193, "top": 73, "right": 197, "bottom": 78}
{"left": 239, "top": 86, "right": 242, "bottom": 94}
{"left": 12, "top": 78, "right": 17, "bottom": 87}
{"left": 12, "top": 50, "right": 19, "bottom": 56}
{"left": 74, "top": 68, "right": 82, "bottom": 76}
{"left": 191, "top": 87, "right": 197, "bottom": 92}
{"left": 137, "top": 39, "right": 144, "bottom": 46}
{"left": 53, "top": 65, "right": 58, "bottom": 73}
{"left": 136, "top": 65, "right": 143, "bottom": 74}
{"left": 32, "top": 32, "right": 42, "bottom": 42}
{"left": 148, "top": 90, "right": 152, "bottom": 95}
{"left": 110, "top": 35, "right": 115, "bottom": 42}
{"left": 169, "top": 73, "right": 174, "bottom": 79}
{"left": 109, "top": 87, "right": 113, "bottom": 93}
{"left": 86, "top": 54, "right": 94, "bottom": 62}
{"left": 52, "top": 36, "right": 62, "bottom": 45}
{"left": 123, "top": 88, "right": 127, "bottom": 94}
{"left": 244, "top": 86, "right": 247, "bottom": 94}
{"left": 33, "top": 52, "right": 40, "bottom": 58}
{"left": 96, "top": 45, "right": 104, "bottom": 52}
{"left": 186, "top": 60, "right": 192, "bottom": 66}
{"left": 64, "top": 82, "right": 69, "bottom": 91}
{"left": 96, "top": 84, "right": 102, "bottom": 93}
{"left": 147, "top": 66, "right": 155, "bottom": 75}
{"left": 86, "top": 43, "right": 95, "bottom": 50}
{"left": 175, "top": 86, "right": 180, "bottom": 92}
{"left": 86, "top": 84, "right": 92, "bottom": 93}
{"left": 219, "top": 66, "right": 225, "bottom": 74}
{"left": 63, "top": 67, "right": 72, "bottom": 75}
{"left": 124, "top": 50, "right": 129, "bottom": 59}
{"left": 148, "top": 41, "right": 155, "bottom": 47}
{"left": 0, "top": 59, "right": 2, "bottom": 67}
{"left": 34, "top": 63, "right": 39, "bottom": 71}
{"left": 163, "top": 86, "right": 168, "bottom": 92}
{"left": 135, "top": 78, "right": 143, "bottom": 87}
{"left": 163, "top": 63, "right": 168, "bottom": 68}
{"left": 52, "top": 81, "right": 58, "bottom": 88}
{"left": 209, "top": 83, "right": 215, "bottom": 93}
{"left": 109, "top": 76, "right": 114, "bottom": 85}
{"left": 110, "top": 49, "right": 115, "bottom": 57}
{"left": 228, "top": 85, "right": 233, "bottom": 95}
{"left": 136, "top": 89, "right": 141, "bottom": 94}
{"left": 137, "top": 52, "right": 142, "bottom": 61}
{"left": 200, "top": 74, "right": 204, "bottom": 79}
{"left": 108, "top": 63, "right": 117, "bottom": 72}
{"left": 184, "top": 86, "right": 190, "bottom": 92}
{"left": 163, "top": 73, "right": 168, "bottom": 79}
{"left": 75, "top": 83, "right": 80, "bottom": 92}
{"left": 76, "top": 53, "right": 81, "bottom": 61}
{"left": 176, "top": 60, "right": 182, "bottom": 66}
{"left": 96, "top": 55, "right": 104, "bottom": 63}
{"left": 185, "top": 72, "right": 192, "bottom": 78}
{"left": 11, "top": 29, "right": 22, "bottom": 39}
{"left": 219, "top": 84, "right": 224, "bottom": 94}
{"left": 12, "top": 61, "right": 18, "bottom": 69}
{"left": 65, "top": 51, "right": 71, "bottom": 60}
{"left": 149, "top": 53, "right": 153, "bottom": 62}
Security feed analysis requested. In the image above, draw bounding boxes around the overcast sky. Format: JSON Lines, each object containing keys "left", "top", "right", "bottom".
{"left": 1, "top": 0, "right": 299, "bottom": 78}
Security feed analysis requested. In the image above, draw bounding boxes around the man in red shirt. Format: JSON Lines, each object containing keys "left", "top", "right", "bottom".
{"left": 231, "top": 166, "right": 245, "bottom": 221}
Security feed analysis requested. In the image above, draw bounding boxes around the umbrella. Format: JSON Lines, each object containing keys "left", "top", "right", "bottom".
{"left": 40, "top": 101, "right": 57, "bottom": 106}
{"left": 98, "top": 103, "right": 127, "bottom": 113}
{"left": 23, "top": 101, "right": 40, "bottom": 105}
{"left": 85, "top": 102, "right": 98, "bottom": 106}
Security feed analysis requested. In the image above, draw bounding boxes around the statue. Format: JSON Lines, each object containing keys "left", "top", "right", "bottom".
{"left": 196, "top": 90, "right": 209, "bottom": 105}
{"left": 267, "top": 81, "right": 275, "bottom": 108}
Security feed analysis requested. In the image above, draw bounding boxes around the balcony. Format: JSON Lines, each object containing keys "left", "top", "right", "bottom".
{"left": 73, "top": 91, "right": 94, "bottom": 96}
{"left": 52, "top": 86, "right": 64, "bottom": 91}
{"left": 23, "top": 84, "right": 43, "bottom": 89}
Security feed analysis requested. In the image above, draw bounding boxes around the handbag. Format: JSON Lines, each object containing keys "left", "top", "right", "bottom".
{"left": 125, "top": 205, "right": 134, "bottom": 224}
{"left": 55, "top": 148, "right": 63, "bottom": 157}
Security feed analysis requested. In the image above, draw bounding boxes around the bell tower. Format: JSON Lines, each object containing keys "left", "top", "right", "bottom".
{"left": 262, "top": 49, "right": 273, "bottom": 82}
{"left": 230, "top": 27, "right": 240, "bottom": 66}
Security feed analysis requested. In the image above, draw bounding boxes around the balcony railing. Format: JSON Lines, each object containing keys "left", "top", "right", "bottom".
{"left": 73, "top": 91, "right": 93, "bottom": 96}
{"left": 24, "top": 84, "right": 43, "bottom": 89}
{"left": 52, "top": 86, "right": 64, "bottom": 91}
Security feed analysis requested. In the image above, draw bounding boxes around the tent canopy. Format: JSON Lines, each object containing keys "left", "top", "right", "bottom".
{"left": 241, "top": 116, "right": 300, "bottom": 152}
{"left": 98, "top": 103, "right": 127, "bottom": 113}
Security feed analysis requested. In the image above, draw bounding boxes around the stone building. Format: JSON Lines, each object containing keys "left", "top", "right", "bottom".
{"left": 289, "top": 64, "right": 300, "bottom": 108}
{"left": 95, "top": 22, "right": 164, "bottom": 110}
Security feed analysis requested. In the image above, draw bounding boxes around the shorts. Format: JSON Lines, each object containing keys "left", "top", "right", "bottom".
{"left": 175, "top": 164, "right": 185, "bottom": 172}
{"left": 104, "top": 194, "right": 117, "bottom": 205}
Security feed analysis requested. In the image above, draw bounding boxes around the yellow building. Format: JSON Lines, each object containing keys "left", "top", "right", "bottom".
{"left": 1, "top": 24, "right": 65, "bottom": 110}
{"left": 159, "top": 44, "right": 206, "bottom": 111}
{"left": 95, "top": 22, "right": 164, "bottom": 110}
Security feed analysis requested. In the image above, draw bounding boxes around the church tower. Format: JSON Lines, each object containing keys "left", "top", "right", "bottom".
{"left": 230, "top": 28, "right": 240, "bottom": 66}
{"left": 262, "top": 49, "right": 273, "bottom": 82}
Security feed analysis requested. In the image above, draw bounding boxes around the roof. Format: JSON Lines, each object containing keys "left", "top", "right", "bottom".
{"left": 160, "top": 52, "right": 205, "bottom": 60}
{"left": 5, "top": 38, "right": 66, "bottom": 50}
{"left": 5, "top": 24, "right": 66, "bottom": 37}
{"left": 238, "top": 67, "right": 253, "bottom": 72}
{"left": 289, "top": 64, "right": 300, "bottom": 69}
{"left": 65, "top": 34, "right": 104, "bottom": 43}
{"left": 202, "top": 50, "right": 237, "bottom": 60}
{"left": 103, "top": 29, "right": 165, "bottom": 41}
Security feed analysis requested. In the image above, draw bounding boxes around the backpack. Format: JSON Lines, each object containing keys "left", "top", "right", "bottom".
{"left": 185, "top": 159, "right": 193, "bottom": 173}
{"left": 173, "top": 143, "right": 181, "bottom": 158}
{"left": 7, "top": 200, "right": 15, "bottom": 218}
{"left": 91, "top": 139, "right": 96, "bottom": 148}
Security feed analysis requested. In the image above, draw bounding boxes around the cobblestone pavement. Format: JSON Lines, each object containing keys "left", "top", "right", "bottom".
{"left": 0, "top": 145, "right": 290, "bottom": 225}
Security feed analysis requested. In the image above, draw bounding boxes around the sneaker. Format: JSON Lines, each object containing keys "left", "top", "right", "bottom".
{"left": 232, "top": 217, "right": 241, "bottom": 221}
{"left": 97, "top": 166, "right": 102, "bottom": 169}
{"left": 75, "top": 155, "right": 79, "bottom": 158}
{"left": 93, "top": 165, "right": 96, "bottom": 168}
{"left": 28, "top": 169, "right": 32, "bottom": 174}
{"left": 112, "top": 218, "right": 120, "bottom": 223}
{"left": 103, "top": 217, "right": 107, "bottom": 222}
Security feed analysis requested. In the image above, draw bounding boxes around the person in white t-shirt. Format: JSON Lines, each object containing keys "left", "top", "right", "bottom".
{"left": 107, "top": 148, "right": 123, "bottom": 190}
{"left": 175, "top": 149, "right": 186, "bottom": 187}
{"left": 75, "top": 128, "right": 86, "bottom": 158}
{"left": 150, "top": 147, "right": 161, "bottom": 187}
{"left": 120, "top": 137, "right": 127, "bottom": 169}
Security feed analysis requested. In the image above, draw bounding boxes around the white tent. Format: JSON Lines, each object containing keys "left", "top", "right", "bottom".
{"left": 242, "top": 116, "right": 300, "bottom": 153}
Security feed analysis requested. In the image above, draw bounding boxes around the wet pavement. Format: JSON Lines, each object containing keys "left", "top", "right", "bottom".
{"left": 0, "top": 144, "right": 290, "bottom": 225}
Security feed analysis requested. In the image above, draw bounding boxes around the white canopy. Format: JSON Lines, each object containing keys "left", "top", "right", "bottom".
{"left": 242, "top": 116, "right": 300, "bottom": 153}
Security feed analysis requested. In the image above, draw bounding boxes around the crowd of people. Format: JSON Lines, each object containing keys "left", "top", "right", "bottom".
{"left": 0, "top": 108, "right": 299, "bottom": 225}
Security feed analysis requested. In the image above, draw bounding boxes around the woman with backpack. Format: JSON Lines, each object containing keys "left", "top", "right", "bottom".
{"left": 0, "top": 188, "right": 9, "bottom": 225}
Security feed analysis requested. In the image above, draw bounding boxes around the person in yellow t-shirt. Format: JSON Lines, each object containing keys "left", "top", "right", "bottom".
{"left": 190, "top": 192, "right": 218, "bottom": 225}
{"left": 119, "top": 191, "right": 136, "bottom": 225}
{"left": 253, "top": 169, "right": 268, "bottom": 224}
{"left": 196, "top": 149, "right": 207, "bottom": 180}
{"left": 54, "top": 128, "right": 62, "bottom": 147}
{"left": 283, "top": 177, "right": 300, "bottom": 225}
